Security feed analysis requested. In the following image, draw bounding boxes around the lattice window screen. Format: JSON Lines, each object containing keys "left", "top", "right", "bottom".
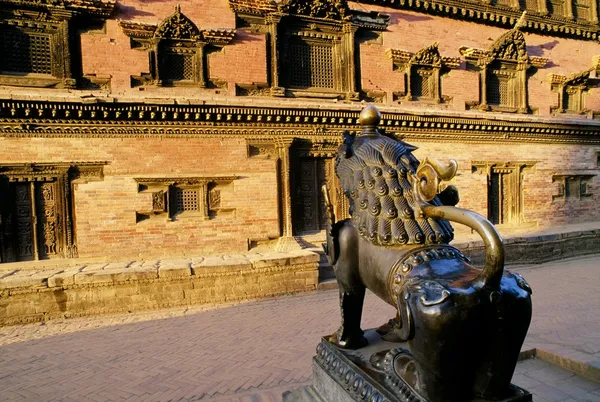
{"left": 487, "top": 72, "right": 510, "bottom": 106}
{"left": 161, "top": 52, "right": 193, "bottom": 81}
{"left": 288, "top": 38, "right": 335, "bottom": 89}
{"left": 175, "top": 188, "right": 199, "bottom": 212}
{"left": 495, "top": 0, "right": 514, "bottom": 7}
{"left": 0, "top": 27, "right": 52, "bottom": 75}
{"left": 411, "top": 69, "right": 432, "bottom": 99}
{"left": 547, "top": 0, "right": 565, "bottom": 16}
{"left": 573, "top": 0, "right": 591, "bottom": 20}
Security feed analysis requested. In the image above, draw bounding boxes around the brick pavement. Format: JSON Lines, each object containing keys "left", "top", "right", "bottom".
{"left": 0, "top": 255, "right": 598, "bottom": 401}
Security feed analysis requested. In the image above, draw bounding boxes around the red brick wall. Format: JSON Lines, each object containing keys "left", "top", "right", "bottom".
{"left": 0, "top": 136, "right": 279, "bottom": 259}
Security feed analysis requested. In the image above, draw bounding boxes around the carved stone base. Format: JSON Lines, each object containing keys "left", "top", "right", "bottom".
{"left": 283, "top": 329, "right": 532, "bottom": 402}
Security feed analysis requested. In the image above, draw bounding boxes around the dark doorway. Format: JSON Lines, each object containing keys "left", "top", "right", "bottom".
{"left": 292, "top": 157, "right": 338, "bottom": 235}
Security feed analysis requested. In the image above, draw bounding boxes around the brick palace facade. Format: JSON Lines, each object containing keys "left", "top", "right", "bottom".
{"left": 0, "top": 0, "right": 599, "bottom": 262}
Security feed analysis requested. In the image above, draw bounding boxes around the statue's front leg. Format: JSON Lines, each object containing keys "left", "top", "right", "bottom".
{"left": 329, "top": 224, "right": 367, "bottom": 349}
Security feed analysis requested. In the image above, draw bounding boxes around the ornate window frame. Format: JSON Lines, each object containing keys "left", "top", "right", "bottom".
{"left": 549, "top": 62, "right": 600, "bottom": 114}
{"left": 552, "top": 174, "right": 594, "bottom": 201}
{"left": 229, "top": 0, "right": 389, "bottom": 100}
{"left": 0, "top": 0, "right": 115, "bottom": 88}
{"left": 134, "top": 176, "right": 237, "bottom": 222}
{"left": 387, "top": 43, "right": 460, "bottom": 104}
{"left": 460, "top": 18, "right": 547, "bottom": 113}
{"left": 119, "top": 6, "right": 235, "bottom": 88}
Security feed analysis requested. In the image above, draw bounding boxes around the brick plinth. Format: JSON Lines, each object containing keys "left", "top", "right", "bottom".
{"left": 0, "top": 251, "right": 320, "bottom": 326}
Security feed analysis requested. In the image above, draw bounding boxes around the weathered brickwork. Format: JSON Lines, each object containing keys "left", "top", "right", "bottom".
{"left": 0, "top": 137, "right": 280, "bottom": 258}
{"left": 1, "top": 0, "right": 600, "bottom": 264}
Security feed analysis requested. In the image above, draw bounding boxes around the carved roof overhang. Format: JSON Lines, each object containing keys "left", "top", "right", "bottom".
{"left": 459, "top": 26, "right": 548, "bottom": 68}
{"left": 0, "top": 0, "right": 116, "bottom": 18}
{"left": 119, "top": 6, "right": 236, "bottom": 46}
{"left": 549, "top": 68, "right": 600, "bottom": 88}
{"left": 352, "top": 0, "right": 600, "bottom": 42}
{"left": 2, "top": 100, "right": 600, "bottom": 144}
{"left": 387, "top": 43, "right": 461, "bottom": 70}
{"left": 229, "top": 0, "right": 389, "bottom": 30}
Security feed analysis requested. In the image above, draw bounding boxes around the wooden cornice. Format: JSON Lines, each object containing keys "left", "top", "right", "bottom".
{"left": 1, "top": 99, "right": 600, "bottom": 144}
{"left": 0, "top": 0, "right": 116, "bottom": 18}
{"left": 354, "top": 0, "right": 600, "bottom": 42}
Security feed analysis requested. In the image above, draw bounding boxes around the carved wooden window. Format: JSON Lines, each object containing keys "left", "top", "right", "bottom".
{"left": 519, "top": 0, "right": 541, "bottom": 11}
{"left": 134, "top": 176, "right": 237, "bottom": 222}
{"left": 119, "top": 6, "right": 234, "bottom": 88}
{"left": 487, "top": 67, "right": 515, "bottom": 108}
{"left": 410, "top": 67, "right": 435, "bottom": 100}
{"left": 287, "top": 37, "right": 335, "bottom": 90}
{"left": 551, "top": 69, "right": 596, "bottom": 114}
{"left": 563, "top": 87, "right": 579, "bottom": 111}
{"left": 547, "top": 0, "right": 566, "bottom": 16}
{"left": 0, "top": 2, "right": 113, "bottom": 88}
{"left": 552, "top": 175, "right": 594, "bottom": 201}
{"left": 174, "top": 186, "right": 201, "bottom": 214}
{"left": 387, "top": 43, "right": 459, "bottom": 104}
{"left": 0, "top": 27, "right": 52, "bottom": 75}
{"left": 460, "top": 28, "right": 547, "bottom": 114}
{"left": 573, "top": 0, "right": 591, "bottom": 20}
{"left": 159, "top": 50, "right": 197, "bottom": 82}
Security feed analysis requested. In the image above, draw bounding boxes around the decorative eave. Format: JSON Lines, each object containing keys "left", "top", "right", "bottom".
{"left": 351, "top": 9, "right": 390, "bottom": 30}
{"left": 118, "top": 21, "right": 156, "bottom": 40}
{"left": 2, "top": 99, "right": 600, "bottom": 145}
{"left": 353, "top": 0, "right": 600, "bottom": 42}
{"left": 228, "top": 0, "right": 277, "bottom": 17}
{"left": 0, "top": 0, "right": 116, "bottom": 18}
{"left": 530, "top": 56, "right": 549, "bottom": 68}
{"left": 229, "top": 0, "right": 389, "bottom": 30}
{"left": 386, "top": 45, "right": 460, "bottom": 70}
{"left": 201, "top": 29, "right": 236, "bottom": 46}
{"left": 134, "top": 176, "right": 239, "bottom": 186}
{"left": 119, "top": 22, "right": 236, "bottom": 46}
{"left": 459, "top": 24, "right": 549, "bottom": 68}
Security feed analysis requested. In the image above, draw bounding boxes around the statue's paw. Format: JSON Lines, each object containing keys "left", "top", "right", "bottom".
{"left": 328, "top": 329, "right": 368, "bottom": 350}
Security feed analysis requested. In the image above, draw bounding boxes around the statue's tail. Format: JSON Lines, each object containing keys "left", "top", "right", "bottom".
{"left": 321, "top": 184, "right": 338, "bottom": 265}
{"left": 423, "top": 205, "right": 504, "bottom": 291}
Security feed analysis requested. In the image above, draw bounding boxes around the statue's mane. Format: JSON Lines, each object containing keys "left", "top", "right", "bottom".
{"left": 336, "top": 133, "right": 454, "bottom": 246}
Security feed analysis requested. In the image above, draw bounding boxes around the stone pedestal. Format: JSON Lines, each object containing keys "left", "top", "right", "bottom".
{"left": 283, "top": 329, "right": 532, "bottom": 402}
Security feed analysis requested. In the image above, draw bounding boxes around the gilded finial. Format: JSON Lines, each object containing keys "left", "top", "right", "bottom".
{"left": 175, "top": 3, "right": 181, "bottom": 13}
{"left": 514, "top": 11, "right": 527, "bottom": 30}
{"left": 359, "top": 104, "right": 381, "bottom": 136}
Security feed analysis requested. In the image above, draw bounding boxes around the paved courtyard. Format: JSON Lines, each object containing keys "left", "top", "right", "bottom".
{"left": 0, "top": 255, "right": 599, "bottom": 401}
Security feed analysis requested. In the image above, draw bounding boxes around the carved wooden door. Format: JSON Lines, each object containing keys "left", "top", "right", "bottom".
{"left": 293, "top": 157, "right": 337, "bottom": 235}
{"left": 0, "top": 180, "right": 63, "bottom": 262}
{"left": 489, "top": 168, "right": 519, "bottom": 225}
